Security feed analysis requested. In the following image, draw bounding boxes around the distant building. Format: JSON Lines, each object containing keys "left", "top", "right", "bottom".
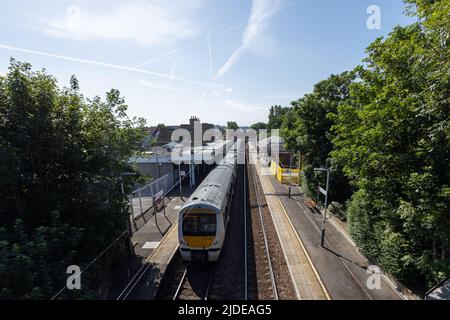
{"left": 144, "top": 116, "right": 215, "bottom": 147}
{"left": 180, "top": 116, "right": 215, "bottom": 145}
{"left": 143, "top": 125, "right": 178, "bottom": 147}
{"left": 257, "top": 136, "right": 300, "bottom": 184}
{"left": 132, "top": 117, "right": 220, "bottom": 189}
{"left": 130, "top": 142, "right": 176, "bottom": 188}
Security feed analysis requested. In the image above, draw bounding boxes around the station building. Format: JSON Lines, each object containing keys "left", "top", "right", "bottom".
{"left": 258, "top": 136, "right": 301, "bottom": 185}
{"left": 130, "top": 116, "right": 232, "bottom": 193}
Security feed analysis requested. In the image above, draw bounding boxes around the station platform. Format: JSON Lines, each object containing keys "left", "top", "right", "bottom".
{"left": 249, "top": 143, "right": 403, "bottom": 300}
{"left": 270, "top": 179, "right": 403, "bottom": 300}
{"left": 132, "top": 219, "right": 179, "bottom": 299}
{"left": 249, "top": 145, "right": 329, "bottom": 300}
{"left": 107, "top": 188, "right": 193, "bottom": 300}
{"left": 131, "top": 193, "right": 183, "bottom": 258}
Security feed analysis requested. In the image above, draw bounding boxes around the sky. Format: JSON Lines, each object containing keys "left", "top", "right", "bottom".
{"left": 0, "top": 0, "right": 415, "bottom": 127}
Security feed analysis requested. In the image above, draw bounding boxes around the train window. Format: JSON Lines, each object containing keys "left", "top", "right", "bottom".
{"left": 199, "top": 215, "right": 215, "bottom": 233}
{"left": 182, "top": 213, "right": 216, "bottom": 236}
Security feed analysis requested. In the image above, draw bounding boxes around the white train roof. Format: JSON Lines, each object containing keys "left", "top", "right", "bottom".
{"left": 181, "top": 143, "right": 240, "bottom": 212}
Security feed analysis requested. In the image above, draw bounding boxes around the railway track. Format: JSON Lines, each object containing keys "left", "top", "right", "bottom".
{"left": 243, "top": 146, "right": 248, "bottom": 300}
{"left": 246, "top": 147, "right": 279, "bottom": 300}
{"left": 155, "top": 143, "right": 295, "bottom": 300}
{"left": 206, "top": 160, "right": 248, "bottom": 299}
{"left": 156, "top": 160, "right": 247, "bottom": 300}
{"left": 173, "top": 263, "right": 214, "bottom": 300}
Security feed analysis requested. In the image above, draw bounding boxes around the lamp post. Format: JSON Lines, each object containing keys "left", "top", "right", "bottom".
{"left": 178, "top": 163, "right": 183, "bottom": 198}
{"left": 155, "top": 155, "right": 160, "bottom": 179}
{"left": 288, "top": 153, "right": 293, "bottom": 198}
{"left": 314, "top": 166, "right": 331, "bottom": 247}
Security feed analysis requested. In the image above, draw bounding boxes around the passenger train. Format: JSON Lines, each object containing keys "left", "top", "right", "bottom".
{"left": 178, "top": 140, "right": 243, "bottom": 262}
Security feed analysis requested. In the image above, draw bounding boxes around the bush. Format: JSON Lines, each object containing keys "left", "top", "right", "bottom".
{"left": 328, "top": 201, "right": 346, "bottom": 220}
{"left": 346, "top": 190, "right": 381, "bottom": 260}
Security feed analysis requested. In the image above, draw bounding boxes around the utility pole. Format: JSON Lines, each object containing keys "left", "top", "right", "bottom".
{"left": 288, "top": 153, "right": 293, "bottom": 198}
{"left": 178, "top": 163, "right": 183, "bottom": 198}
{"left": 314, "top": 166, "right": 331, "bottom": 247}
{"left": 155, "top": 155, "right": 160, "bottom": 179}
{"left": 298, "top": 151, "right": 302, "bottom": 171}
{"left": 323, "top": 169, "right": 330, "bottom": 247}
{"left": 298, "top": 151, "right": 302, "bottom": 193}
{"left": 189, "top": 148, "right": 195, "bottom": 188}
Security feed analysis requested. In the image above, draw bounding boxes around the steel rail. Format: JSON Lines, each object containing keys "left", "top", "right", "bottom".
{"left": 249, "top": 156, "right": 279, "bottom": 300}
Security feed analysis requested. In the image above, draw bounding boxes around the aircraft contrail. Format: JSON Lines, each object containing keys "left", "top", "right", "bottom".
{"left": 133, "top": 0, "right": 305, "bottom": 69}
{"left": 0, "top": 44, "right": 224, "bottom": 87}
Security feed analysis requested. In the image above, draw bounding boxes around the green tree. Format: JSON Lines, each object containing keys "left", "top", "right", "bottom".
{"left": 268, "top": 105, "right": 289, "bottom": 129}
{"left": 279, "top": 107, "right": 296, "bottom": 151}
{"left": 226, "top": 121, "right": 239, "bottom": 130}
{"left": 282, "top": 71, "right": 356, "bottom": 203}
{"left": 250, "top": 122, "right": 268, "bottom": 131}
{"left": 0, "top": 59, "right": 146, "bottom": 299}
{"left": 331, "top": 0, "right": 450, "bottom": 289}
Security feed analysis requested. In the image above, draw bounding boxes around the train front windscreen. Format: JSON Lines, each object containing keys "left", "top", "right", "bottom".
{"left": 182, "top": 213, "right": 216, "bottom": 236}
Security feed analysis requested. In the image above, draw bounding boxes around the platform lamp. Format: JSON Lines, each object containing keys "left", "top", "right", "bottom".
{"left": 288, "top": 153, "right": 293, "bottom": 198}
{"left": 314, "top": 159, "right": 335, "bottom": 247}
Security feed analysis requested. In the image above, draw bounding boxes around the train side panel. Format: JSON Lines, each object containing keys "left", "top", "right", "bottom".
{"left": 178, "top": 143, "right": 238, "bottom": 262}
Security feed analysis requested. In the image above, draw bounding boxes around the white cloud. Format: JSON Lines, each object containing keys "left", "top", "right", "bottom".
{"left": 41, "top": 1, "right": 201, "bottom": 46}
{"left": 225, "top": 99, "right": 265, "bottom": 112}
{"left": 210, "top": 88, "right": 232, "bottom": 96}
{"left": 138, "top": 79, "right": 186, "bottom": 92}
{"left": 170, "top": 60, "right": 176, "bottom": 78}
{"left": 214, "top": 0, "right": 283, "bottom": 80}
{"left": 207, "top": 30, "right": 213, "bottom": 77}
{"left": 200, "top": 90, "right": 208, "bottom": 106}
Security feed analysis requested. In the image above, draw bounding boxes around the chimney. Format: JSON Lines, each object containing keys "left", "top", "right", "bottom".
{"left": 189, "top": 116, "right": 199, "bottom": 126}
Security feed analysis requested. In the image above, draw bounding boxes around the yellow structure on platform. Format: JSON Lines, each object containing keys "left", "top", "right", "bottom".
{"left": 270, "top": 161, "right": 300, "bottom": 185}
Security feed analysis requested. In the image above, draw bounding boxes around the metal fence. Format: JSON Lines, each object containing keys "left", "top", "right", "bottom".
{"left": 129, "top": 174, "right": 172, "bottom": 218}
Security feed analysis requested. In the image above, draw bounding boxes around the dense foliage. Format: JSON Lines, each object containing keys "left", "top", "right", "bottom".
{"left": 226, "top": 121, "right": 239, "bottom": 130}
{"left": 282, "top": 72, "right": 356, "bottom": 203}
{"left": 0, "top": 60, "right": 146, "bottom": 299}
{"left": 268, "top": 105, "right": 289, "bottom": 129}
{"left": 277, "top": 0, "right": 449, "bottom": 290}
{"left": 250, "top": 122, "right": 268, "bottom": 131}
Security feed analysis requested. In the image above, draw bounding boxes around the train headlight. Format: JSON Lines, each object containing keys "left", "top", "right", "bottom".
{"left": 180, "top": 240, "right": 187, "bottom": 246}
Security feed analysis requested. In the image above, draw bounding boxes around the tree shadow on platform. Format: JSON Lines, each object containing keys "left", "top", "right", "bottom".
{"left": 264, "top": 192, "right": 302, "bottom": 197}
{"left": 107, "top": 253, "right": 162, "bottom": 300}
{"left": 321, "top": 245, "right": 367, "bottom": 270}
